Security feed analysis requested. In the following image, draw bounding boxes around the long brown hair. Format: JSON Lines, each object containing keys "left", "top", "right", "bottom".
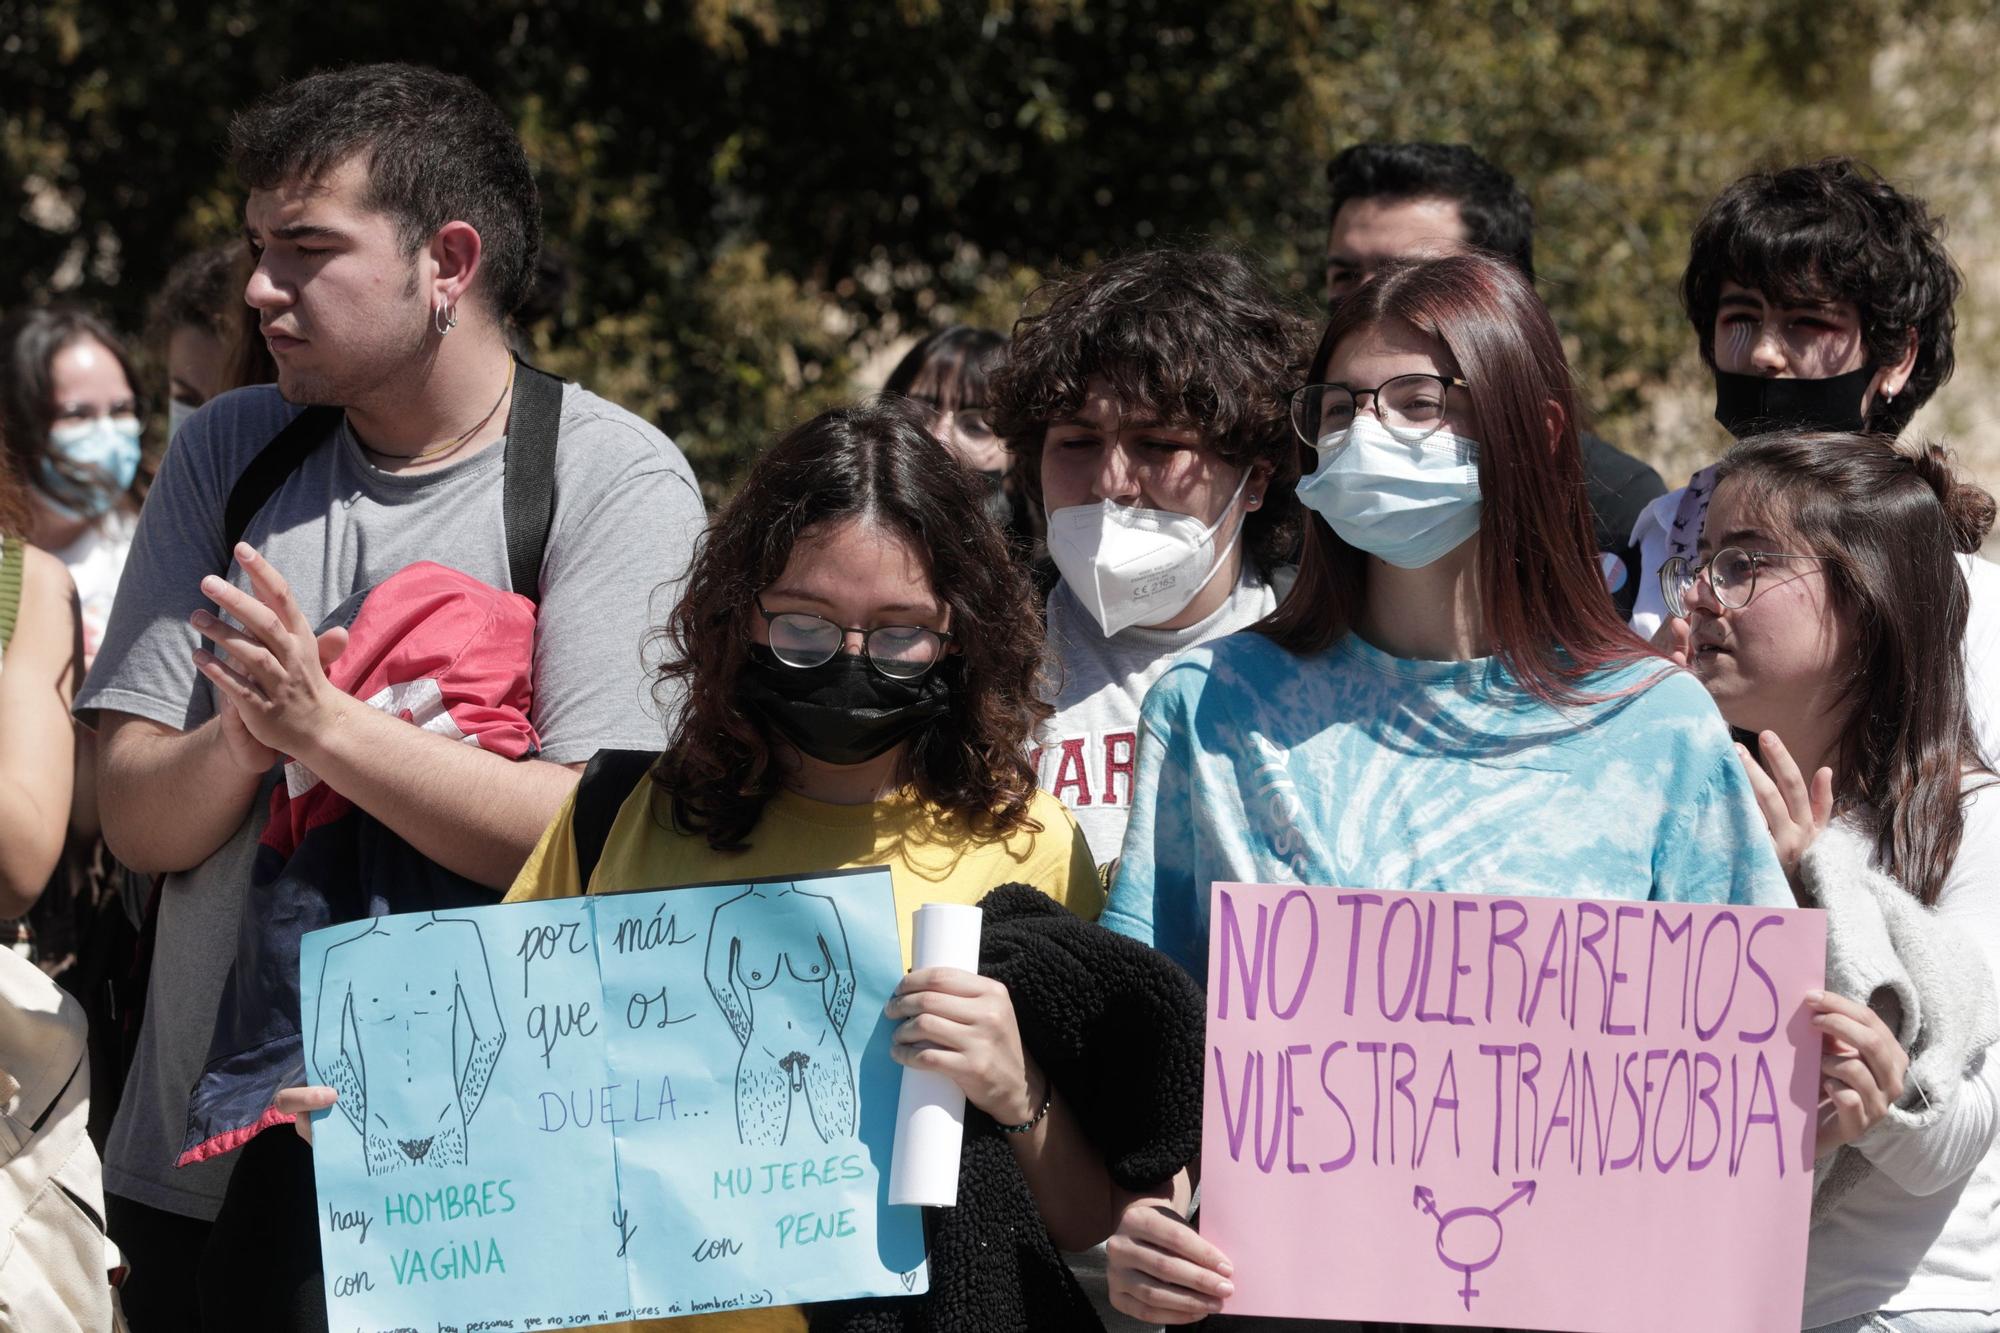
{"left": 1259, "top": 253, "right": 1648, "bottom": 702}
{"left": 652, "top": 396, "right": 1048, "bottom": 851}
{"left": 1717, "top": 431, "right": 1996, "bottom": 905}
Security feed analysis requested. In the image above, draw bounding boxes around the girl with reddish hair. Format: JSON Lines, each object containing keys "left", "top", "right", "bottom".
{"left": 1099, "top": 253, "right": 1797, "bottom": 1329}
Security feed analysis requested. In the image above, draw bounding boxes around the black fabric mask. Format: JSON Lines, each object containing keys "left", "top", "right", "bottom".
{"left": 1712, "top": 364, "right": 1874, "bottom": 439}
{"left": 740, "top": 645, "right": 954, "bottom": 766}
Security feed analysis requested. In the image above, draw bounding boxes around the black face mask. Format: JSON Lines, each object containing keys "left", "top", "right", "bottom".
{"left": 1712, "top": 364, "right": 1874, "bottom": 439}
{"left": 740, "top": 645, "right": 954, "bottom": 767}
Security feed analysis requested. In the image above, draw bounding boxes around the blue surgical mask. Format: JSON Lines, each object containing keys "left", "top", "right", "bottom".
{"left": 1296, "top": 415, "right": 1482, "bottom": 569}
{"left": 41, "top": 414, "right": 142, "bottom": 520}
{"left": 168, "top": 397, "right": 199, "bottom": 441}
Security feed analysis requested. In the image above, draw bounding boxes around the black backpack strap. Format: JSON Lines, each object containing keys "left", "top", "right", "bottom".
{"left": 571, "top": 748, "right": 658, "bottom": 890}
{"left": 220, "top": 362, "right": 566, "bottom": 599}
{"left": 502, "top": 363, "right": 564, "bottom": 600}
{"left": 222, "top": 405, "right": 344, "bottom": 555}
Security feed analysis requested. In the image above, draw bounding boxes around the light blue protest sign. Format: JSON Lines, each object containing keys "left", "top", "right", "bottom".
{"left": 298, "top": 868, "right": 928, "bottom": 1330}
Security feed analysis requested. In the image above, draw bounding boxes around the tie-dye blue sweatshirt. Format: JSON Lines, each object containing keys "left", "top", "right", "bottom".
{"left": 1103, "top": 630, "right": 1794, "bottom": 979}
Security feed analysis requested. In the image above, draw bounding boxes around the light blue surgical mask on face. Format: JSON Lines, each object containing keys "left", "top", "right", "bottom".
{"left": 41, "top": 414, "right": 142, "bottom": 521}
{"left": 1295, "top": 414, "right": 1482, "bottom": 569}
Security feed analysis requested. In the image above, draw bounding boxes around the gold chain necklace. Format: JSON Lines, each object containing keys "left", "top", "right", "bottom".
{"left": 361, "top": 357, "right": 516, "bottom": 465}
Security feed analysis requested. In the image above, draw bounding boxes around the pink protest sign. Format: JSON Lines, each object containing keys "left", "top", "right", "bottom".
{"left": 1199, "top": 884, "right": 1826, "bottom": 1332}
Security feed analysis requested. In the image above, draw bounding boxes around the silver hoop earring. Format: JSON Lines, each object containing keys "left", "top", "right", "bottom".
{"left": 434, "top": 300, "right": 459, "bottom": 336}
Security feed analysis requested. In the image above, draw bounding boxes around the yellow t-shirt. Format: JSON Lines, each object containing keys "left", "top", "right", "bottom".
{"left": 503, "top": 778, "right": 1102, "bottom": 1333}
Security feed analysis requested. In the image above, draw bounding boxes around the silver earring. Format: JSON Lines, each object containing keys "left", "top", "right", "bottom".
{"left": 1246, "top": 494, "right": 1261, "bottom": 508}
{"left": 434, "top": 300, "right": 459, "bottom": 336}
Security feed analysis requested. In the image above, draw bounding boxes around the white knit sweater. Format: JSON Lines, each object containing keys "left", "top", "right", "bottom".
{"left": 1803, "top": 783, "right": 2000, "bottom": 1325}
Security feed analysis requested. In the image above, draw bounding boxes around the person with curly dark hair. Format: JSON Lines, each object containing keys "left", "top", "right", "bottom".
{"left": 1630, "top": 157, "right": 1999, "bottom": 766}
{"left": 988, "top": 246, "right": 1311, "bottom": 878}
{"left": 465, "top": 396, "right": 1107, "bottom": 1333}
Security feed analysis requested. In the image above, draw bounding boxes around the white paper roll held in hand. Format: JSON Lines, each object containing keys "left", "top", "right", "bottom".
{"left": 886, "top": 902, "right": 984, "bottom": 1207}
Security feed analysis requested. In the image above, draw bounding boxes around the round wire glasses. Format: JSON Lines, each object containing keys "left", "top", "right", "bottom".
{"left": 1658, "top": 547, "right": 1839, "bottom": 620}
{"left": 1288, "top": 374, "right": 1471, "bottom": 450}
{"left": 755, "top": 597, "right": 951, "bottom": 679}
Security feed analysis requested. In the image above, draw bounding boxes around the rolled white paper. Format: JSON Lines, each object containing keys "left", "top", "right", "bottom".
{"left": 886, "top": 902, "right": 984, "bottom": 1207}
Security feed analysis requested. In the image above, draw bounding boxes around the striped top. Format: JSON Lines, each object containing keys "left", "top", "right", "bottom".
{"left": 0, "top": 534, "right": 23, "bottom": 663}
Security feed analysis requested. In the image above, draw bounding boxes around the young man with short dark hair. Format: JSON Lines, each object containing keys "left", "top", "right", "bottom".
{"left": 78, "top": 63, "right": 703, "bottom": 1327}
{"left": 1323, "top": 142, "right": 1667, "bottom": 617}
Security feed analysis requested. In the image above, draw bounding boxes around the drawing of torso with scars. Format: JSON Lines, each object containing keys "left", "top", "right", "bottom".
{"left": 705, "top": 884, "right": 859, "bottom": 1146}
{"left": 311, "top": 914, "right": 507, "bottom": 1175}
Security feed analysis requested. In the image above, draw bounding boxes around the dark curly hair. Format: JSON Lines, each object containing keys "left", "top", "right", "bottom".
{"left": 651, "top": 396, "right": 1049, "bottom": 851}
{"left": 1683, "top": 158, "right": 1960, "bottom": 437}
{"left": 986, "top": 246, "right": 1313, "bottom": 577}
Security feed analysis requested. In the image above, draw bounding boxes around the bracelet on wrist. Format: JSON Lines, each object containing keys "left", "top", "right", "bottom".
{"left": 997, "top": 1077, "right": 1053, "bottom": 1134}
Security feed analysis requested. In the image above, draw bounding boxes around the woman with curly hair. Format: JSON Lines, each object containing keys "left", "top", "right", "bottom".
{"left": 424, "top": 396, "right": 1103, "bottom": 1333}
{"left": 988, "top": 246, "right": 1312, "bottom": 875}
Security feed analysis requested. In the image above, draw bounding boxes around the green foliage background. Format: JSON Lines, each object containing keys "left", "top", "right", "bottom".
{"left": 5, "top": 0, "right": 1997, "bottom": 499}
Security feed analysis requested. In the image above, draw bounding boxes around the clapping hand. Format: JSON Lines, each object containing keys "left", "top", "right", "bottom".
{"left": 191, "top": 543, "right": 350, "bottom": 764}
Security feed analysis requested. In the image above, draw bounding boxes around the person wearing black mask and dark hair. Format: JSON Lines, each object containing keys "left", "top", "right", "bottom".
{"left": 1321, "top": 142, "right": 1667, "bottom": 615}
{"left": 1629, "top": 158, "right": 1998, "bottom": 762}
{"left": 1630, "top": 158, "right": 1961, "bottom": 635}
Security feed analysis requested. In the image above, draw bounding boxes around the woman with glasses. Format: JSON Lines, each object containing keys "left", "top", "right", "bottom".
{"left": 882, "top": 325, "right": 1032, "bottom": 541}
{"left": 477, "top": 397, "right": 1109, "bottom": 1332}
{"left": 1099, "top": 253, "right": 1795, "bottom": 1330}
{"left": 0, "top": 305, "right": 148, "bottom": 670}
{"left": 1671, "top": 430, "right": 1999, "bottom": 1333}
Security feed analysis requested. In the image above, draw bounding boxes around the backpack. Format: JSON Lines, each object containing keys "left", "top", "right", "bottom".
{"left": 0, "top": 949, "right": 121, "bottom": 1332}
{"left": 571, "top": 748, "right": 660, "bottom": 890}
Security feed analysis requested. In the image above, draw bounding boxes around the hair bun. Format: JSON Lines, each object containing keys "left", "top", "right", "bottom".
{"left": 1907, "top": 440, "right": 1996, "bottom": 554}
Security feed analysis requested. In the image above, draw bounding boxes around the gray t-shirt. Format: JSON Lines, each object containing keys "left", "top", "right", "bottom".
{"left": 1034, "top": 569, "right": 1285, "bottom": 869}
{"left": 75, "top": 382, "right": 704, "bottom": 1219}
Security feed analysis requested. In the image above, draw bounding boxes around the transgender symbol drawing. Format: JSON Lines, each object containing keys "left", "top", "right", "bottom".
{"left": 1411, "top": 1179, "right": 1536, "bottom": 1311}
